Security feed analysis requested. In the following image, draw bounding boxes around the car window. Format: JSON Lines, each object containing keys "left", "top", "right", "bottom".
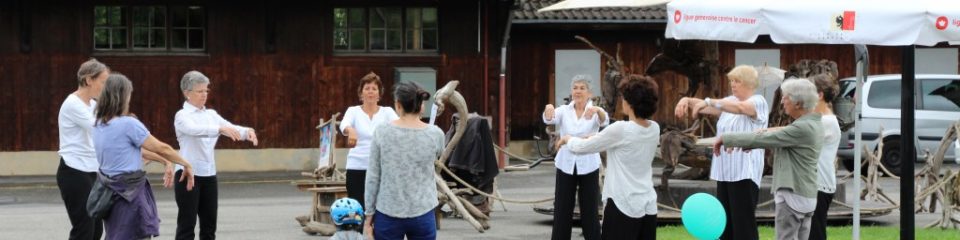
{"left": 867, "top": 80, "right": 901, "bottom": 109}
{"left": 920, "top": 79, "right": 960, "bottom": 111}
{"left": 840, "top": 80, "right": 856, "bottom": 100}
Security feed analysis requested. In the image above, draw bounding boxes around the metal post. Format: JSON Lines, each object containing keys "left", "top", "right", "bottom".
{"left": 853, "top": 44, "right": 869, "bottom": 240}
{"left": 900, "top": 45, "right": 916, "bottom": 240}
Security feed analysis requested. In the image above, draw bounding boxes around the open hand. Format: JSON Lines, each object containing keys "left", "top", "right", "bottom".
{"left": 674, "top": 97, "right": 690, "bottom": 118}
{"left": 248, "top": 128, "right": 259, "bottom": 146}
{"left": 713, "top": 136, "right": 724, "bottom": 156}
{"left": 555, "top": 135, "right": 572, "bottom": 150}
{"left": 364, "top": 216, "right": 375, "bottom": 239}
{"left": 584, "top": 106, "right": 599, "bottom": 119}
{"left": 162, "top": 164, "right": 175, "bottom": 188}
{"left": 220, "top": 125, "right": 241, "bottom": 141}
{"left": 180, "top": 166, "right": 196, "bottom": 191}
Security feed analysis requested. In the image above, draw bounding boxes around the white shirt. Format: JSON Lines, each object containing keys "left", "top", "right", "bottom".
{"left": 58, "top": 94, "right": 99, "bottom": 172}
{"left": 818, "top": 115, "right": 841, "bottom": 193}
{"left": 568, "top": 120, "right": 660, "bottom": 218}
{"left": 339, "top": 106, "right": 399, "bottom": 170}
{"left": 543, "top": 100, "right": 609, "bottom": 175}
{"left": 710, "top": 94, "right": 769, "bottom": 187}
{"left": 174, "top": 102, "right": 249, "bottom": 177}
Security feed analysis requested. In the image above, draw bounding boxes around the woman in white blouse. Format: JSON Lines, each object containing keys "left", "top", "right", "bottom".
{"left": 674, "top": 65, "right": 769, "bottom": 240}
{"left": 340, "top": 72, "right": 399, "bottom": 207}
{"left": 173, "top": 70, "right": 258, "bottom": 239}
{"left": 558, "top": 75, "right": 660, "bottom": 240}
{"left": 542, "top": 74, "right": 608, "bottom": 240}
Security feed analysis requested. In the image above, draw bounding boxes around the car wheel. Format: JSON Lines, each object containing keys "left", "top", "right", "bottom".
{"left": 880, "top": 138, "right": 902, "bottom": 177}
{"left": 842, "top": 158, "right": 869, "bottom": 176}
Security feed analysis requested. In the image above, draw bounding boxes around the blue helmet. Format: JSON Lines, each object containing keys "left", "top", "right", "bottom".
{"left": 330, "top": 198, "right": 364, "bottom": 226}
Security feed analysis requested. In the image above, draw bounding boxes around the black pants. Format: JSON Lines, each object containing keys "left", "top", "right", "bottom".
{"left": 552, "top": 168, "right": 601, "bottom": 240}
{"left": 346, "top": 169, "right": 366, "bottom": 207}
{"left": 809, "top": 191, "right": 834, "bottom": 240}
{"left": 717, "top": 179, "right": 760, "bottom": 240}
{"left": 175, "top": 170, "right": 218, "bottom": 240}
{"left": 56, "top": 158, "right": 103, "bottom": 240}
{"left": 601, "top": 199, "right": 656, "bottom": 240}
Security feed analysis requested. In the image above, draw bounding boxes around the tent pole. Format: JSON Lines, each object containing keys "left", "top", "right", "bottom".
{"left": 853, "top": 44, "right": 869, "bottom": 240}
{"left": 900, "top": 45, "right": 916, "bottom": 240}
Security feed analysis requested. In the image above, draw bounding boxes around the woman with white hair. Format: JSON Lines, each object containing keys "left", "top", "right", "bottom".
{"left": 714, "top": 78, "right": 824, "bottom": 240}
{"left": 542, "top": 74, "right": 608, "bottom": 240}
{"left": 174, "top": 70, "right": 259, "bottom": 240}
{"left": 674, "top": 65, "right": 769, "bottom": 240}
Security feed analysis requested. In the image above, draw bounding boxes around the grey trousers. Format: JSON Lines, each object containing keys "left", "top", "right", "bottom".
{"left": 775, "top": 202, "right": 813, "bottom": 240}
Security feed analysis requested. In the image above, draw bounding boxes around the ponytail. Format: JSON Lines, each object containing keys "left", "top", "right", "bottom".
{"left": 393, "top": 80, "right": 431, "bottom": 115}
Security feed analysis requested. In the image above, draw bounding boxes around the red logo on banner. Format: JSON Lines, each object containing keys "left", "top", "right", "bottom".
{"left": 936, "top": 16, "right": 949, "bottom": 30}
{"left": 674, "top": 10, "right": 682, "bottom": 24}
{"left": 841, "top": 11, "right": 856, "bottom": 30}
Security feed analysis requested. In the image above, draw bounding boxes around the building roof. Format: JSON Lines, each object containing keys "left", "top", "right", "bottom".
{"left": 513, "top": 0, "right": 667, "bottom": 24}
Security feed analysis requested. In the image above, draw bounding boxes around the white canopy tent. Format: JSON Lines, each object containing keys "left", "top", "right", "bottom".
{"left": 541, "top": 0, "right": 960, "bottom": 239}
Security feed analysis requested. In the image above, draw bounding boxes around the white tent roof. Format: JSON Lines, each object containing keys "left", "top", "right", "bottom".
{"left": 665, "top": 0, "right": 960, "bottom": 45}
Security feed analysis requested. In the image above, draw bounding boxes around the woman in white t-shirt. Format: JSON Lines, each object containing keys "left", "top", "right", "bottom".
{"left": 56, "top": 58, "right": 109, "bottom": 240}
{"left": 808, "top": 74, "right": 842, "bottom": 240}
{"left": 340, "top": 72, "right": 399, "bottom": 207}
{"left": 557, "top": 75, "right": 661, "bottom": 240}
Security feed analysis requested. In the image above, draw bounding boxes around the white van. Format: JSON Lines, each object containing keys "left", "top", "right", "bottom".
{"left": 835, "top": 74, "right": 960, "bottom": 175}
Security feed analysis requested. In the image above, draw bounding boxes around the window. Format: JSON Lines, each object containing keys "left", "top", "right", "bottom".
{"left": 94, "top": 5, "right": 205, "bottom": 52}
{"left": 867, "top": 80, "right": 901, "bottom": 109}
{"left": 94, "top": 6, "right": 127, "bottom": 49}
{"left": 406, "top": 8, "right": 438, "bottom": 51}
{"left": 132, "top": 6, "right": 166, "bottom": 50}
{"left": 171, "top": 6, "right": 206, "bottom": 50}
{"left": 333, "top": 7, "right": 438, "bottom": 53}
{"left": 920, "top": 79, "right": 960, "bottom": 111}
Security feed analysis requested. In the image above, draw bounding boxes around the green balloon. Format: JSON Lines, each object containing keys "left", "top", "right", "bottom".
{"left": 681, "top": 192, "right": 727, "bottom": 240}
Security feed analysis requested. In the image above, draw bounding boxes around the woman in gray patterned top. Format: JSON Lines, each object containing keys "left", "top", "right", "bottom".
{"left": 363, "top": 80, "right": 445, "bottom": 240}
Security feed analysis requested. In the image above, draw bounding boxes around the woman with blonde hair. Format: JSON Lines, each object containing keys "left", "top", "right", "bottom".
{"left": 674, "top": 65, "right": 770, "bottom": 240}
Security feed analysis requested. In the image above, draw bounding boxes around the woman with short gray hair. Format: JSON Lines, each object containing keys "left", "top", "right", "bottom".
{"left": 714, "top": 78, "right": 823, "bottom": 240}
{"left": 542, "top": 74, "right": 608, "bottom": 240}
{"left": 173, "top": 70, "right": 259, "bottom": 239}
{"left": 57, "top": 58, "right": 109, "bottom": 240}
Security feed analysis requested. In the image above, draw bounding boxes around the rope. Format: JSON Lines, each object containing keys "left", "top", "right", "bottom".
{"left": 436, "top": 161, "right": 553, "bottom": 204}
{"left": 435, "top": 161, "right": 685, "bottom": 212}
{"left": 492, "top": 144, "right": 541, "bottom": 163}
{"left": 829, "top": 171, "right": 960, "bottom": 212}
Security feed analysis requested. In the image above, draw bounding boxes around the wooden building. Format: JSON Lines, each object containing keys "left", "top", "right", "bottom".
{"left": 0, "top": 0, "right": 511, "bottom": 154}
{"left": 2, "top": 0, "right": 959, "bottom": 174}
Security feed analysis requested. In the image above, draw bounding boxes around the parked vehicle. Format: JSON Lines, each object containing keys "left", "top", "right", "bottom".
{"left": 835, "top": 74, "right": 960, "bottom": 176}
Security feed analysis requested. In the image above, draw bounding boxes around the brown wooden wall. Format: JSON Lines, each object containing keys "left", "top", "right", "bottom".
{"left": 507, "top": 26, "right": 960, "bottom": 139}
{"left": 0, "top": 0, "right": 508, "bottom": 151}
